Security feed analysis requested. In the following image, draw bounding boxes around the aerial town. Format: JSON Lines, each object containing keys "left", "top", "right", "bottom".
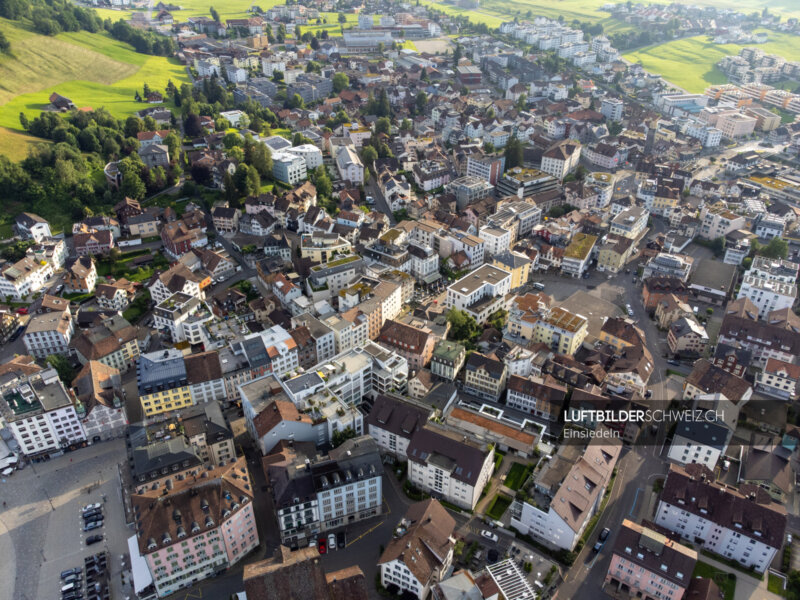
{"left": 1, "top": 0, "right": 800, "bottom": 600}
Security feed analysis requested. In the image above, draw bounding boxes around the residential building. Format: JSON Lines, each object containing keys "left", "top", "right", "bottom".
{"left": 336, "top": 145, "right": 364, "bottom": 184}
{"left": 505, "top": 374, "right": 567, "bottom": 422}
{"left": 511, "top": 432, "right": 621, "bottom": 550}
{"left": 540, "top": 141, "right": 581, "bottom": 181}
{"left": 642, "top": 253, "right": 693, "bottom": 283}
{"left": 737, "top": 274, "right": 797, "bottom": 319}
{"left": 153, "top": 292, "right": 214, "bottom": 345}
{"left": 756, "top": 358, "right": 800, "bottom": 400}
{"left": 604, "top": 519, "right": 697, "bottom": 600}
{"left": 699, "top": 205, "right": 746, "bottom": 240}
{"left": 447, "top": 176, "right": 494, "bottom": 211}
{"left": 148, "top": 263, "right": 208, "bottom": 305}
{"left": 63, "top": 256, "right": 97, "bottom": 294}
{"left": 379, "top": 499, "right": 456, "bottom": 600}
{"left": 561, "top": 233, "right": 598, "bottom": 278}
{"left": 71, "top": 361, "right": 126, "bottom": 442}
{"left": 0, "top": 256, "right": 51, "bottom": 300}
{"left": 445, "top": 265, "right": 511, "bottom": 325}
{"left": 366, "top": 394, "right": 430, "bottom": 458}
{"left": 597, "top": 235, "right": 634, "bottom": 274}
{"left": 667, "top": 317, "right": 709, "bottom": 356}
{"left": 407, "top": 425, "right": 495, "bottom": 510}
{"left": 377, "top": 319, "right": 436, "bottom": 372}
{"left": 533, "top": 307, "right": 588, "bottom": 356}
{"left": 495, "top": 168, "right": 558, "bottom": 200}
{"left": 14, "top": 212, "right": 51, "bottom": 242}
{"left": 463, "top": 352, "right": 508, "bottom": 401}
{"left": 137, "top": 349, "right": 192, "bottom": 417}
{"left": 0, "top": 367, "right": 87, "bottom": 457}
{"left": 430, "top": 341, "right": 465, "bottom": 381}
{"left": 95, "top": 278, "right": 135, "bottom": 311}
{"left": 71, "top": 314, "right": 140, "bottom": 373}
{"left": 129, "top": 457, "right": 258, "bottom": 598}
{"left": 466, "top": 153, "right": 506, "bottom": 185}
{"left": 655, "top": 464, "right": 785, "bottom": 573}
{"left": 23, "top": 308, "right": 74, "bottom": 358}
{"left": 272, "top": 151, "right": 308, "bottom": 185}
{"left": 185, "top": 351, "right": 227, "bottom": 405}
{"left": 666, "top": 417, "right": 729, "bottom": 469}
{"left": 609, "top": 206, "right": 648, "bottom": 240}
{"left": 73, "top": 229, "right": 115, "bottom": 256}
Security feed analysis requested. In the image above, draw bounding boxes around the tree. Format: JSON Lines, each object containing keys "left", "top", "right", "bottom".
{"left": 515, "top": 93, "right": 527, "bottom": 111}
{"left": 375, "top": 117, "right": 391, "bottom": 137}
{"left": 332, "top": 426, "right": 357, "bottom": 448}
{"left": 191, "top": 163, "right": 213, "bottom": 186}
{"left": 446, "top": 309, "right": 480, "bottom": 349}
{"left": 46, "top": 354, "right": 75, "bottom": 385}
{"left": 787, "top": 570, "right": 800, "bottom": 600}
{"left": 18, "top": 112, "right": 28, "bottom": 130}
{"left": 124, "top": 115, "right": 142, "bottom": 138}
{"left": 223, "top": 131, "right": 242, "bottom": 149}
{"left": 361, "top": 145, "right": 378, "bottom": 166}
{"left": 183, "top": 113, "right": 204, "bottom": 137}
{"left": 400, "top": 118, "right": 413, "bottom": 132}
{"left": 755, "top": 236, "right": 788, "bottom": 259}
{"left": 0, "top": 30, "right": 10, "bottom": 53}
{"left": 414, "top": 91, "right": 427, "bottom": 114}
{"left": 223, "top": 171, "right": 237, "bottom": 203}
{"left": 709, "top": 236, "right": 725, "bottom": 257}
{"left": 338, "top": 12, "right": 347, "bottom": 23}
{"left": 312, "top": 165, "right": 332, "bottom": 198}
{"left": 210, "top": 6, "right": 220, "bottom": 22}
{"left": 332, "top": 72, "right": 349, "bottom": 93}
{"left": 487, "top": 309, "right": 507, "bottom": 331}
{"left": 452, "top": 43, "right": 462, "bottom": 67}
{"left": 287, "top": 93, "right": 304, "bottom": 109}
{"left": 164, "top": 132, "right": 180, "bottom": 161}
{"left": 504, "top": 137, "right": 524, "bottom": 169}
{"left": 250, "top": 143, "right": 272, "bottom": 178}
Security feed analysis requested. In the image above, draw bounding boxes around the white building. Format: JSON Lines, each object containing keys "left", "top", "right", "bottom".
{"left": 478, "top": 225, "right": 512, "bottom": 257}
{"left": 655, "top": 464, "right": 785, "bottom": 574}
{"left": 366, "top": 393, "right": 429, "bottom": 458}
{"left": 285, "top": 144, "right": 323, "bottom": 170}
{"left": 666, "top": 418, "right": 728, "bottom": 469}
{"left": 336, "top": 145, "right": 364, "bottom": 184}
{"left": 0, "top": 256, "right": 52, "bottom": 300}
{"left": 737, "top": 274, "right": 797, "bottom": 319}
{"left": 540, "top": 141, "right": 581, "bottom": 181}
{"left": 511, "top": 433, "right": 621, "bottom": 550}
{"left": 14, "top": 212, "right": 52, "bottom": 242}
{"left": 406, "top": 425, "right": 495, "bottom": 510}
{"left": 445, "top": 264, "right": 511, "bottom": 325}
{"left": 685, "top": 123, "right": 723, "bottom": 147}
{"left": 153, "top": 292, "right": 213, "bottom": 345}
{"left": 272, "top": 151, "right": 308, "bottom": 185}
{"left": 1, "top": 368, "right": 86, "bottom": 457}
{"left": 756, "top": 358, "right": 800, "bottom": 400}
{"left": 600, "top": 97, "right": 623, "bottom": 121}
{"left": 23, "top": 309, "right": 74, "bottom": 358}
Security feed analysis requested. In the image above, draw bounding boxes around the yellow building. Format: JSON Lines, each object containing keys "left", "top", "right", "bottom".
{"left": 137, "top": 349, "right": 194, "bottom": 417}
{"left": 653, "top": 187, "right": 680, "bottom": 217}
{"left": 597, "top": 236, "right": 633, "bottom": 274}
{"left": 491, "top": 250, "right": 532, "bottom": 291}
{"left": 533, "top": 307, "right": 588, "bottom": 355}
{"left": 599, "top": 317, "right": 645, "bottom": 353}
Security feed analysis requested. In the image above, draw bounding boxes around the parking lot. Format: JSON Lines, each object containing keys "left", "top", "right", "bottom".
{"left": 0, "top": 439, "right": 133, "bottom": 600}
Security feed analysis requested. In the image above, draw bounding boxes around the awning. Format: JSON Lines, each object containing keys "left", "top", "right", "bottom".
{"left": 128, "top": 535, "right": 154, "bottom": 594}
{"left": 422, "top": 272, "right": 442, "bottom": 284}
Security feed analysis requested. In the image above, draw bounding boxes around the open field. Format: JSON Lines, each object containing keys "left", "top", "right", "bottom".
{"left": 624, "top": 31, "right": 800, "bottom": 93}
{"left": 0, "top": 127, "right": 49, "bottom": 161}
{"left": 0, "top": 20, "right": 190, "bottom": 148}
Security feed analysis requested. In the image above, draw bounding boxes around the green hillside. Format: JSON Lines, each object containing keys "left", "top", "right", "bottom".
{"left": 0, "top": 18, "right": 189, "bottom": 158}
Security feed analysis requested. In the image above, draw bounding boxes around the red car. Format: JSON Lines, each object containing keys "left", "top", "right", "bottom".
{"left": 317, "top": 539, "right": 327, "bottom": 554}
{"left": 15, "top": 307, "right": 28, "bottom": 315}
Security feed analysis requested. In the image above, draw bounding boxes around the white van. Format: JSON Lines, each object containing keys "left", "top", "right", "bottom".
{"left": 61, "top": 582, "right": 77, "bottom": 593}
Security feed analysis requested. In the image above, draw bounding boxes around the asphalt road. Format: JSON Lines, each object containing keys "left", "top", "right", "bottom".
{"left": 365, "top": 174, "right": 397, "bottom": 226}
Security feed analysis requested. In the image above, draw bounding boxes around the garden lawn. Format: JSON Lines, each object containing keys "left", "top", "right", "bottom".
{"left": 486, "top": 494, "right": 512, "bottom": 521}
{"left": 768, "top": 573, "right": 786, "bottom": 597}
{"left": 624, "top": 31, "right": 800, "bottom": 94}
{"left": 0, "top": 21, "right": 190, "bottom": 143}
{"left": 692, "top": 562, "right": 736, "bottom": 600}
{"left": 0, "top": 127, "right": 48, "bottom": 161}
{"left": 504, "top": 463, "right": 532, "bottom": 491}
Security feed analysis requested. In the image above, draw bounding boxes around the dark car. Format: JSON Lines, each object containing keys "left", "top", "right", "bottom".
{"left": 667, "top": 359, "right": 681, "bottom": 366}
{"left": 83, "top": 509, "right": 102, "bottom": 521}
{"left": 62, "top": 592, "right": 83, "bottom": 600}
{"left": 9, "top": 325, "right": 24, "bottom": 342}
{"left": 593, "top": 528, "right": 611, "bottom": 552}
{"left": 337, "top": 531, "right": 346, "bottom": 548}
{"left": 61, "top": 568, "right": 82, "bottom": 579}
{"left": 487, "top": 549, "right": 499, "bottom": 563}
{"left": 86, "top": 534, "right": 103, "bottom": 545}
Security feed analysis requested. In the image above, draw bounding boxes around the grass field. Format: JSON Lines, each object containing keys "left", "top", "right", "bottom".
{"left": 0, "top": 19, "right": 190, "bottom": 153}
{"left": 504, "top": 463, "right": 532, "bottom": 491}
{"left": 486, "top": 493, "right": 512, "bottom": 520}
{"left": 624, "top": 31, "right": 800, "bottom": 93}
{"left": 692, "top": 562, "right": 736, "bottom": 600}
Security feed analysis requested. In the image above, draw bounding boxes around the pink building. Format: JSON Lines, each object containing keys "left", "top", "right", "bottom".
{"left": 605, "top": 519, "right": 697, "bottom": 600}
{"left": 131, "top": 457, "right": 259, "bottom": 597}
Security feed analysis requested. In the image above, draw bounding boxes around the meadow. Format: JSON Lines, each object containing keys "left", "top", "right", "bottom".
{"left": 0, "top": 19, "right": 190, "bottom": 157}
{"left": 624, "top": 31, "right": 800, "bottom": 93}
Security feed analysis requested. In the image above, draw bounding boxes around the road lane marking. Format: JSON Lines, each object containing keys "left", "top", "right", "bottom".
{"left": 346, "top": 519, "right": 386, "bottom": 548}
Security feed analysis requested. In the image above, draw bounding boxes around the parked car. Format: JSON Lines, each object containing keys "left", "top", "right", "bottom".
{"left": 83, "top": 521, "right": 103, "bottom": 532}
{"left": 318, "top": 538, "right": 327, "bottom": 554}
{"left": 82, "top": 503, "right": 101, "bottom": 513}
{"left": 366, "top": 195, "right": 375, "bottom": 205}
{"left": 9, "top": 325, "right": 24, "bottom": 342}
{"left": 86, "top": 535, "right": 103, "bottom": 545}
{"left": 328, "top": 533, "right": 336, "bottom": 550}
{"left": 481, "top": 530, "right": 499, "bottom": 543}
{"left": 61, "top": 568, "right": 82, "bottom": 579}
{"left": 83, "top": 509, "right": 102, "bottom": 521}
{"left": 15, "top": 307, "right": 28, "bottom": 315}
{"left": 667, "top": 359, "right": 681, "bottom": 366}
{"left": 625, "top": 304, "right": 634, "bottom": 317}
{"left": 337, "top": 531, "right": 346, "bottom": 549}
